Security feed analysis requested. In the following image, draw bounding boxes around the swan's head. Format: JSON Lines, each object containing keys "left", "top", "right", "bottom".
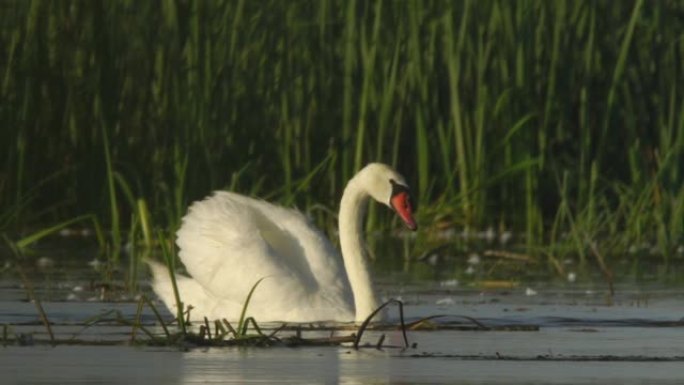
{"left": 355, "top": 163, "right": 418, "bottom": 231}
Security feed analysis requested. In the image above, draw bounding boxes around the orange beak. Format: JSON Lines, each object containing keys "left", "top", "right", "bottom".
{"left": 390, "top": 191, "right": 417, "bottom": 231}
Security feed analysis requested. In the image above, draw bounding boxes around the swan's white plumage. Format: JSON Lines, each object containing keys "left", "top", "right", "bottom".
{"left": 149, "top": 163, "right": 415, "bottom": 323}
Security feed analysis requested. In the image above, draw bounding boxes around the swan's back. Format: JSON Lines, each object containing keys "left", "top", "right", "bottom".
{"left": 173, "top": 191, "right": 353, "bottom": 321}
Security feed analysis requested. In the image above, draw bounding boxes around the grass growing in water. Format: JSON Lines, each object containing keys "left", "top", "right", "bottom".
{"left": 158, "top": 230, "right": 187, "bottom": 336}
{"left": 0, "top": 0, "right": 683, "bottom": 273}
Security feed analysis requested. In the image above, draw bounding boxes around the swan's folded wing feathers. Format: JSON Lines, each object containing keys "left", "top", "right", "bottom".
{"left": 178, "top": 193, "right": 279, "bottom": 300}
{"left": 242, "top": 193, "right": 352, "bottom": 295}
{"left": 176, "top": 191, "right": 340, "bottom": 305}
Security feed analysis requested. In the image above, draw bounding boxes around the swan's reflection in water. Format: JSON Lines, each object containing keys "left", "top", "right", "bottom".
{"left": 181, "top": 346, "right": 343, "bottom": 384}
{"left": 178, "top": 328, "right": 416, "bottom": 384}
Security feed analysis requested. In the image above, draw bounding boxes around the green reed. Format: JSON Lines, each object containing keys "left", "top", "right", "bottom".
{"left": 1, "top": 0, "right": 683, "bottom": 262}
{"left": 158, "top": 230, "right": 186, "bottom": 335}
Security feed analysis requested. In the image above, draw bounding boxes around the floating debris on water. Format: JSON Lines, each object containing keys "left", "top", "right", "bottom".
{"left": 439, "top": 279, "right": 459, "bottom": 287}
{"left": 88, "top": 258, "right": 103, "bottom": 270}
{"left": 484, "top": 227, "right": 496, "bottom": 243}
{"left": 36, "top": 257, "right": 55, "bottom": 270}
{"left": 499, "top": 230, "right": 513, "bottom": 245}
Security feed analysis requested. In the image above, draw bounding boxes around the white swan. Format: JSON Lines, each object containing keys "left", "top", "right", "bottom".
{"left": 148, "top": 163, "right": 417, "bottom": 323}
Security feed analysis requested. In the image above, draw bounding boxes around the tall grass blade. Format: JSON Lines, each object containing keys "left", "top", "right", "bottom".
{"left": 101, "top": 123, "right": 120, "bottom": 253}
{"left": 237, "top": 277, "right": 266, "bottom": 336}
{"left": 15, "top": 214, "right": 104, "bottom": 250}
{"left": 159, "top": 230, "right": 186, "bottom": 335}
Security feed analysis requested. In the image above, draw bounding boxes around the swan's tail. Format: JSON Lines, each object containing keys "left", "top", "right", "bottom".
{"left": 146, "top": 260, "right": 182, "bottom": 317}
{"left": 147, "top": 260, "right": 222, "bottom": 321}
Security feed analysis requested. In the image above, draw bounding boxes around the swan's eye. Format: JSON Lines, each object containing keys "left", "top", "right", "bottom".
{"left": 390, "top": 181, "right": 416, "bottom": 209}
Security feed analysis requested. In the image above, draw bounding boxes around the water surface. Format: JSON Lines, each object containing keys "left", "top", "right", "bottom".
{"left": 1, "top": 238, "right": 683, "bottom": 384}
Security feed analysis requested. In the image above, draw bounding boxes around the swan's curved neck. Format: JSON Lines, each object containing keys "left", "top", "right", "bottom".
{"left": 339, "top": 178, "right": 380, "bottom": 322}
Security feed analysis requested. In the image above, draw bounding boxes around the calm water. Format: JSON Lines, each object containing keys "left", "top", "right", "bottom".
{"left": 1, "top": 237, "right": 684, "bottom": 384}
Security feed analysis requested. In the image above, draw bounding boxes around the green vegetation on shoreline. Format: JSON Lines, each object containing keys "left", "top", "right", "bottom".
{"left": 1, "top": 0, "right": 683, "bottom": 261}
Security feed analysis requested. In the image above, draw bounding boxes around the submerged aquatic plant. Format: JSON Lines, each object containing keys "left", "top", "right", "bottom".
{"left": 2, "top": 239, "right": 56, "bottom": 345}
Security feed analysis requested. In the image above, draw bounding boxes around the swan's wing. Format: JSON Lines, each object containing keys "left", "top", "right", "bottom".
{"left": 176, "top": 191, "right": 350, "bottom": 305}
